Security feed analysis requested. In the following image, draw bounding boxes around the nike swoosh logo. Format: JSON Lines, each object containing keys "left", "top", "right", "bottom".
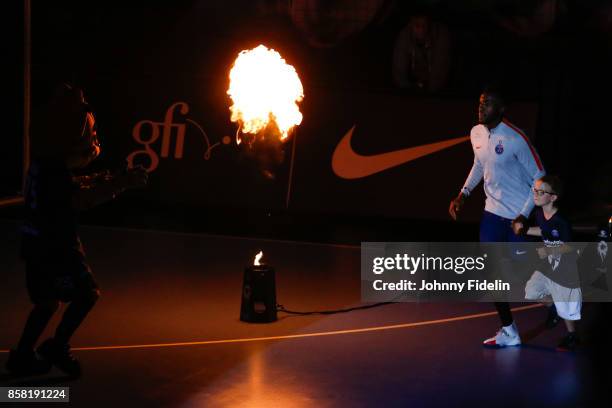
{"left": 332, "top": 126, "right": 470, "bottom": 179}
{"left": 515, "top": 250, "right": 527, "bottom": 255}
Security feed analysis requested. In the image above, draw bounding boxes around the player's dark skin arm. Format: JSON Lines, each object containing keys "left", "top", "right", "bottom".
{"left": 449, "top": 192, "right": 466, "bottom": 220}
{"left": 71, "top": 168, "right": 148, "bottom": 211}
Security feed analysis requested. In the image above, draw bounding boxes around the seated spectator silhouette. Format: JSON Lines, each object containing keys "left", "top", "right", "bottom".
{"left": 392, "top": 14, "right": 451, "bottom": 92}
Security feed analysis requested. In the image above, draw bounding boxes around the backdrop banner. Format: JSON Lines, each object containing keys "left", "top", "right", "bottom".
{"left": 107, "top": 83, "right": 537, "bottom": 221}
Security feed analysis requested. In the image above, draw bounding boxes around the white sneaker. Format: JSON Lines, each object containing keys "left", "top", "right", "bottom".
{"left": 483, "top": 323, "right": 521, "bottom": 347}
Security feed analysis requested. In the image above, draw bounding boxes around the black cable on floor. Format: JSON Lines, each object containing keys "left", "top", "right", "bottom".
{"left": 276, "top": 301, "right": 395, "bottom": 315}
{"left": 275, "top": 291, "right": 411, "bottom": 315}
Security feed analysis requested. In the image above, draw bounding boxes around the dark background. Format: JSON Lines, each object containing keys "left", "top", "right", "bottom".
{"left": 1, "top": 2, "right": 611, "bottom": 403}
{"left": 2, "top": 0, "right": 611, "bottom": 240}
{"left": 0, "top": 1, "right": 24, "bottom": 199}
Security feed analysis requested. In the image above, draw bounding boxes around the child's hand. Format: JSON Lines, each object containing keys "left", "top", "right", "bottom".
{"left": 512, "top": 222, "right": 524, "bottom": 235}
{"left": 123, "top": 166, "right": 148, "bottom": 189}
{"left": 537, "top": 247, "right": 548, "bottom": 259}
{"left": 511, "top": 215, "right": 528, "bottom": 235}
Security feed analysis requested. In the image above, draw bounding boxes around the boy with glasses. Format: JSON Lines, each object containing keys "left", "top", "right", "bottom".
{"left": 514, "top": 175, "right": 582, "bottom": 351}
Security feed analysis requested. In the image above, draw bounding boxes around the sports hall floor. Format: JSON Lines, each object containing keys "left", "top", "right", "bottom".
{"left": 0, "top": 219, "right": 604, "bottom": 407}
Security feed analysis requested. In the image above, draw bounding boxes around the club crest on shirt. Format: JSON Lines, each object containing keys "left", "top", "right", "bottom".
{"left": 495, "top": 141, "right": 504, "bottom": 154}
{"left": 598, "top": 241, "right": 608, "bottom": 262}
{"left": 551, "top": 229, "right": 560, "bottom": 238}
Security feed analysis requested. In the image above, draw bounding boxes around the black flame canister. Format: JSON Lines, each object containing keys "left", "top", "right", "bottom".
{"left": 240, "top": 264, "right": 277, "bottom": 323}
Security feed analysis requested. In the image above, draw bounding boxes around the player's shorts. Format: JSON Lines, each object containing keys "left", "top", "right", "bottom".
{"left": 22, "top": 237, "right": 99, "bottom": 304}
{"left": 479, "top": 211, "right": 529, "bottom": 264}
{"left": 479, "top": 211, "right": 526, "bottom": 243}
{"left": 525, "top": 271, "right": 581, "bottom": 320}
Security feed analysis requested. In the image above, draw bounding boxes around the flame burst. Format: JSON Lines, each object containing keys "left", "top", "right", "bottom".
{"left": 254, "top": 251, "right": 264, "bottom": 266}
{"left": 228, "top": 45, "right": 304, "bottom": 144}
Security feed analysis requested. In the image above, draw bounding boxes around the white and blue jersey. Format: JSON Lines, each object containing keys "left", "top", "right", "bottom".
{"left": 461, "top": 120, "right": 545, "bottom": 220}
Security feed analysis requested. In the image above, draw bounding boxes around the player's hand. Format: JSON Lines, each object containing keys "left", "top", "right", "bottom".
{"left": 512, "top": 215, "right": 528, "bottom": 235}
{"left": 449, "top": 193, "right": 465, "bottom": 221}
{"left": 123, "top": 166, "right": 148, "bottom": 189}
{"left": 537, "top": 247, "right": 548, "bottom": 259}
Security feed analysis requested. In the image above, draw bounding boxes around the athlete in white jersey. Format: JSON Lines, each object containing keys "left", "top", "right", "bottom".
{"left": 462, "top": 118, "right": 545, "bottom": 220}
{"left": 449, "top": 89, "right": 545, "bottom": 347}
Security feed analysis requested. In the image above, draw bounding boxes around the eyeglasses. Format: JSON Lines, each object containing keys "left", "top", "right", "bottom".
{"left": 533, "top": 188, "right": 555, "bottom": 196}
